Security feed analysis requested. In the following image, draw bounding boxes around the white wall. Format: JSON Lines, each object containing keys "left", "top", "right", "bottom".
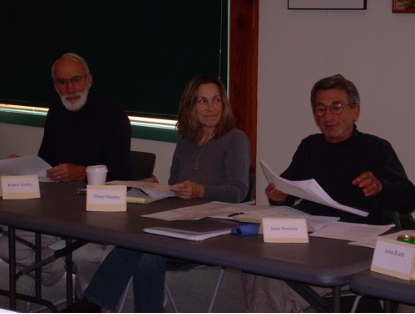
{"left": 256, "top": 0, "right": 415, "bottom": 205}
{"left": 1, "top": 0, "right": 414, "bottom": 206}
{"left": 0, "top": 122, "right": 175, "bottom": 185}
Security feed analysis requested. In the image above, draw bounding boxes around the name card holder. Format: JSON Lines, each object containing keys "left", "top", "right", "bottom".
{"left": 86, "top": 185, "right": 127, "bottom": 212}
{"left": 263, "top": 218, "right": 309, "bottom": 243}
{"left": 371, "top": 236, "right": 415, "bottom": 280}
{"left": 1, "top": 175, "right": 40, "bottom": 199}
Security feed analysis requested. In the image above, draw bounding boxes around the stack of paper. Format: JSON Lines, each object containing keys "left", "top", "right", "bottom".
{"left": 143, "top": 218, "right": 237, "bottom": 241}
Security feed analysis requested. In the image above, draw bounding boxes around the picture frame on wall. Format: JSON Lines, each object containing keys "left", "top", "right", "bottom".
{"left": 288, "top": 0, "right": 367, "bottom": 10}
{"left": 392, "top": 0, "right": 415, "bottom": 13}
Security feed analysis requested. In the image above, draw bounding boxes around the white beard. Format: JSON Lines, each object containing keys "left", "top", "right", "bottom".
{"left": 60, "top": 88, "right": 89, "bottom": 112}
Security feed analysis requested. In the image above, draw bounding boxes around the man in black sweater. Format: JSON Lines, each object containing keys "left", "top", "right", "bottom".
{"left": 243, "top": 74, "right": 415, "bottom": 312}
{"left": 0, "top": 53, "right": 132, "bottom": 299}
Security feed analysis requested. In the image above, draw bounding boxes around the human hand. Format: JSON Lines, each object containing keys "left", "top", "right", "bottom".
{"left": 171, "top": 180, "right": 204, "bottom": 199}
{"left": 265, "top": 183, "right": 288, "bottom": 203}
{"left": 352, "top": 171, "right": 382, "bottom": 196}
{"left": 142, "top": 177, "right": 159, "bottom": 183}
{"left": 46, "top": 163, "right": 87, "bottom": 182}
{"left": 7, "top": 154, "right": 20, "bottom": 159}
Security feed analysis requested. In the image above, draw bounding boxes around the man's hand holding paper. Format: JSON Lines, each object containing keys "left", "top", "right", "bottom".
{"left": 260, "top": 160, "right": 368, "bottom": 217}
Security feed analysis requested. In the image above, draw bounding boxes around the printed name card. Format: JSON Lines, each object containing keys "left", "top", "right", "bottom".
{"left": 1, "top": 175, "right": 40, "bottom": 199}
{"left": 371, "top": 236, "right": 415, "bottom": 280}
{"left": 86, "top": 185, "right": 127, "bottom": 212}
{"left": 262, "top": 218, "right": 309, "bottom": 243}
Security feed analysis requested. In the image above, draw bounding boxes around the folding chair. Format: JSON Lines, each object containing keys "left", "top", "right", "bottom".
{"left": 117, "top": 173, "right": 256, "bottom": 312}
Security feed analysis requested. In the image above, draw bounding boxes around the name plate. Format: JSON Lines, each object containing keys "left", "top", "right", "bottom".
{"left": 1, "top": 175, "right": 40, "bottom": 199}
{"left": 86, "top": 185, "right": 127, "bottom": 212}
{"left": 263, "top": 218, "right": 309, "bottom": 243}
{"left": 371, "top": 236, "right": 415, "bottom": 280}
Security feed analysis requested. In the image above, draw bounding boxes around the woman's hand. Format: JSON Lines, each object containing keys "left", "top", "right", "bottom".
{"left": 171, "top": 180, "right": 204, "bottom": 199}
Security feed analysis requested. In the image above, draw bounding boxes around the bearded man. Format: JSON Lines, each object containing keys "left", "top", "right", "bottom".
{"left": 0, "top": 53, "right": 132, "bottom": 299}
{"left": 39, "top": 52, "right": 131, "bottom": 182}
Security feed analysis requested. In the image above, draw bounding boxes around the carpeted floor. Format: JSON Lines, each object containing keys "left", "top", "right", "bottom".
{"left": 0, "top": 257, "right": 246, "bottom": 313}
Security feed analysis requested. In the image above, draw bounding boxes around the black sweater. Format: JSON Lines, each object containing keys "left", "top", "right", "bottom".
{"left": 38, "top": 94, "right": 132, "bottom": 181}
{"left": 271, "top": 126, "right": 415, "bottom": 224}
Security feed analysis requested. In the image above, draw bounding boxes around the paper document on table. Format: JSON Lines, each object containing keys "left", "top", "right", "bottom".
{"left": 142, "top": 202, "right": 339, "bottom": 232}
{"left": 0, "top": 155, "right": 53, "bottom": 182}
{"left": 227, "top": 206, "right": 340, "bottom": 232}
{"left": 260, "top": 160, "right": 368, "bottom": 217}
{"left": 126, "top": 188, "right": 174, "bottom": 204}
{"left": 106, "top": 180, "right": 175, "bottom": 196}
{"left": 350, "top": 229, "right": 412, "bottom": 249}
{"left": 143, "top": 219, "right": 237, "bottom": 241}
{"left": 142, "top": 202, "right": 246, "bottom": 221}
{"left": 310, "top": 221, "right": 392, "bottom": 244}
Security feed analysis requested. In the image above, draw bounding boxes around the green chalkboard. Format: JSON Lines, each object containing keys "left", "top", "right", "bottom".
{"left": 0, "top": 0, "right": 228, "bottom": 118}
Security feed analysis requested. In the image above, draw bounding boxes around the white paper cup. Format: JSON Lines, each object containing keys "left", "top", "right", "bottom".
{"left": 86, "top": 165, "right": 108, "bottom": 185}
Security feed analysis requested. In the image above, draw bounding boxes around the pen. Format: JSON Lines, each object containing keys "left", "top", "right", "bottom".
{"left": 228, "top": 212, "right": 244, "bottom": 217}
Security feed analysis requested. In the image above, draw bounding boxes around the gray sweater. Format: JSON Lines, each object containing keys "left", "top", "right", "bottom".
{"left": 168, "top": 128, "right": 251, "bottom": 203}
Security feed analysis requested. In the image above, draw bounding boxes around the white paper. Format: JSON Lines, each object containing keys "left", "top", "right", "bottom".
{"left": 310, "top": 221, "right": 392, "bottom": 243}
{"left": 142, "top": 202, "right": 339, "bottom": 233}
{"left": 260, "top": 160, "right": 368, "bottom": 217}
{"left": 0, "top": 155, "right": 52, "bottom": 181}
{"left": 354, "top": 230, "right": 415, "bottom": 249}
{"left": 143, "top": 228, "right": 231, "bottom": 241}
{"left": 126, "top": 188, "right": 174, "bottom": 202}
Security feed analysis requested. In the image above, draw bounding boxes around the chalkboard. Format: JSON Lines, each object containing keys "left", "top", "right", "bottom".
{"left": 0, "top": 0, "right": 228, "bottom": 118}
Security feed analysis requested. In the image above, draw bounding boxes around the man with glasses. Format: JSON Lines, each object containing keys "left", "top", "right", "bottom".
{"left": 242, "top": 74, "right": 415, "bottom": 312}
{"left": 0, "top": 52, "right": 132, "bottom": 299}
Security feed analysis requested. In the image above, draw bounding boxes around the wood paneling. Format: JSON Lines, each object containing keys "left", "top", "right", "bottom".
{"left": 230, "top": 0, "right": 258, "bottom": 176}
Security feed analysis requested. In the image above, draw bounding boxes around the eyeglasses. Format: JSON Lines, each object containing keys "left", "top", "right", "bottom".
{"left": 55, "top": 75, "right": 88, "bottom": 87}
{"left": 313, "top": 103, "right": 351, "bottom": 117}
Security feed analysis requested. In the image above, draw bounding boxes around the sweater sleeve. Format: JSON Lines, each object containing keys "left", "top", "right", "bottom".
{"left": 374, "top": 141, "right": 415, "bottom": 214}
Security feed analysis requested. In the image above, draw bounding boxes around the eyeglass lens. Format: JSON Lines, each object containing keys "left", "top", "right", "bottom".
{"left": 314, "top": 103, "right": 347, "bottom": 116}
{"left": 56, "top": 76, "right": 85, "bottom": 87}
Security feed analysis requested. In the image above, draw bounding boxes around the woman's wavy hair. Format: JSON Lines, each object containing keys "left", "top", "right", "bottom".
{"left": 176, "top": 73, "right": 235, "bottom": 141}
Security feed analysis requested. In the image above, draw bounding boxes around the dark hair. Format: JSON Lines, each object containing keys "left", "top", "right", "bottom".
{"left": 310, "top": 74, "right": 360, "bottom": 110}
{"left": 176, "top": 73, "right": 235, "bottom": 141}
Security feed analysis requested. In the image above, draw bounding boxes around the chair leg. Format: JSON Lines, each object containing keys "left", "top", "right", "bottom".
{"left": 350, "top": 294, "right": 363, "bottom": 313}
{"left": 26, "top": 274, "right": 74, "bottom": 313}
{"left": 208, "top": 267, "right": 225, "bottom": 313}
{"left": 116, "top": 276, "right": 133, "bottom": 313}
{"left": 165, "top": 282, "right": 179, "bottom": 313}
{"left": 165, "top": 267, "right": 225, "bottom": 313}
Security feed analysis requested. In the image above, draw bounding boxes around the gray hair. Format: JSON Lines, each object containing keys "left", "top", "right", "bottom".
{"left": 310, "top": 74, "right": 360, "bottom": 109}
{"left": 51, "top": 52, "right": 90, "bottom": 79}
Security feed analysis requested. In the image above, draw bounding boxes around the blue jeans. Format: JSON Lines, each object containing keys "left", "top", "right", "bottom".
{"left": 83, "top": 247, "right": 166, "bottom": 312}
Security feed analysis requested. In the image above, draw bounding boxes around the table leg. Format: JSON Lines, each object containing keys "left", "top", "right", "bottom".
{"left": 331, "top": 285, "right": 341, "bottom": 312}
{"left": 285, "top": 280, "right": 332, "bottom": 312}
{"left": 8, "top": 227, "right": 16, "bottom": 311}
{"left": 384, "top": 299, "right": 392, "bottom": 312}
{"left": 65, "top": 238, "right": 73, "bottom": 306}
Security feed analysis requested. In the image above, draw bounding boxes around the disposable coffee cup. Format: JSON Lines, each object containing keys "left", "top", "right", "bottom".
{"left": 86, "top": 165, "right": 108, "bottom": 185}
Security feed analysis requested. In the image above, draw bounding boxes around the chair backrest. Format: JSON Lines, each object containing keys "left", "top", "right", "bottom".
{"left": 241, "top": 172, "right": 256, "bottom": 203}
{"left": 130, "top": 151, "right": 156, "bottom": 180}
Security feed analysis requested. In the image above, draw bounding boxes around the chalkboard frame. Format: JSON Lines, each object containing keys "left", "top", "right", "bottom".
{"left": 0, "top": 0, "right": 228, "bottom": 119}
